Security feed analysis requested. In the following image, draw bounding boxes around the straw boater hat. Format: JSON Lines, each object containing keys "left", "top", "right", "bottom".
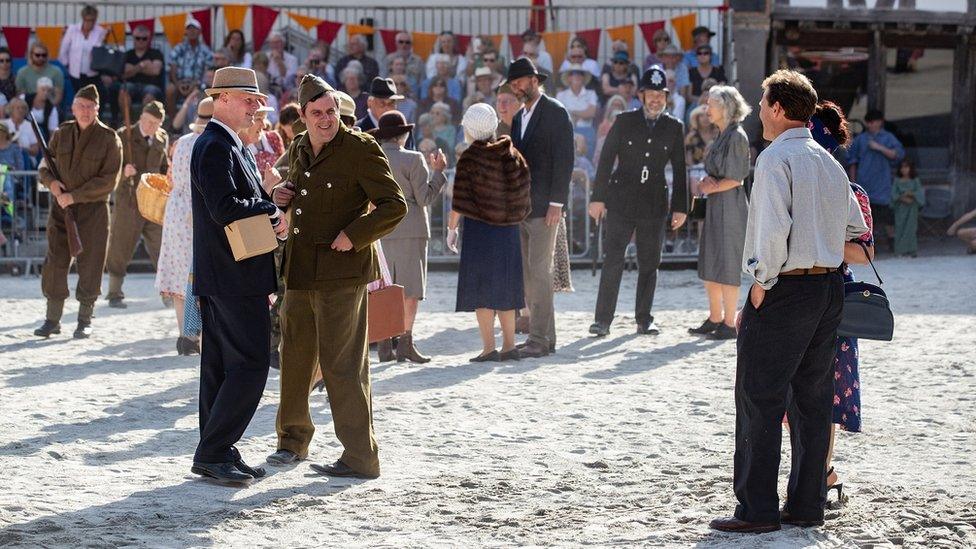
{"left": 190, "top": 97, "right": 214, "bottom": 133}
{"left": 560, "top": 64, "right": 593, "bottom": 87}
{"left": 205, "top": 67, "right": 267, "bottom": 98}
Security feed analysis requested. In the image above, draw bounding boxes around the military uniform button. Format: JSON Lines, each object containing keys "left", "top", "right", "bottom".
{"left": 645, "top": 152, "right": 650, "bottom": 157}
{"left": 327, "top": 183, "right": 332, "bottom": 189}
{"left": 304, "top": 171, "right": 310, "bottom": 178}
{"left": 293, "top": 227, "right": 300, "bottom": 234}
{"left": 295, "top": 208, "right": 302, "bottom": 215}
{"left": 647, "top": 138, "right": 652, "bottom": 143}
{"left": 628, "top": 140, "right": 632, "bottom": 145}
{"left": 300, "top": 189, "right": 308, "bottom": 196}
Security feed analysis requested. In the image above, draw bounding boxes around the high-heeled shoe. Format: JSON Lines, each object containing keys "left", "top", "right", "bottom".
{"left": 826, "top": 466, "right": 846, "bottom": 503}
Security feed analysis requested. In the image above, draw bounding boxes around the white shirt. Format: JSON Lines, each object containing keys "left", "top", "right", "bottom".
{"left": 266, "top": 50, "right": 298, "bottom": 90}
{"left": 58, "top": 23, "right": 108, "bottom": 78}
{"left": 4, "top": 119, "right": 37, "bottom": 151}
{"left": 555, "top": 87, "right": 597, "bottom": 128}
{"left": 209, "top": 117, "right": 244, "bottom": 150}
{"left": 30, "top": 105, "right": 59, "bottom": 134}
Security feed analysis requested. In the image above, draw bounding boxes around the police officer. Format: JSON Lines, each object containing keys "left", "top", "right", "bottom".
{"left": 105, "top": 100, "right": 169, "bottom": 308}
{"left": 587, "top": 66, "right": 688, "bottom": 336}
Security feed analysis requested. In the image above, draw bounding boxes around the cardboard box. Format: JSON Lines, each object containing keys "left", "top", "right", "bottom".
{"left": 224, "top": 214, "right": 278, "bottom": 261}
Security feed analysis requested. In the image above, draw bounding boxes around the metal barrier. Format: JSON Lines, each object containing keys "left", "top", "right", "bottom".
{"left": 0, "top": 170, "right": 50, "bottom": 274}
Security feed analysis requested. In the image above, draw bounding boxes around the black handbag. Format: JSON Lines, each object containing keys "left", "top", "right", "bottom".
{"left": 91, "top": 28, "right": 126, "bottom": 77}
{"left": 688, "top": 195, "right": 707, "bottom": 220}
{"left": 837, "top": 242, "right": 893, "bottom": 341}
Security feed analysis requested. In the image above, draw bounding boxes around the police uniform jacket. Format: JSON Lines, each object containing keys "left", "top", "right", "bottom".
{"left": 283, "top": 125, "right": 407, "bottom": 290}
{"left": 590, "top": 109, "right": 688, "bottom": 219}
{"left": 38, "top": 120, "right": 123, "bottom": 203}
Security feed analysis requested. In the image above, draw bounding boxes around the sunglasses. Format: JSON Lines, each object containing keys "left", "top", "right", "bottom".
{"left": 0, "top": 58, "right": 11, "bottom": 63}
{"left": 483, "top": 57, "right": 496, "bottom": 62}
{"left": 33, "top": 53, "right": 48, "bottom": 58}
{"left": 655, "top": 37, "right": 671, "bottom": 43}
{"left": 697, "top": 50, "right": 711, "bottom": 55}
{"left": 134, "top": 36, "right": 149, "bottom": 41}
{"left": 398, "top": 40, "right": 412, "bottom": 44}
{"left": 613, "top": 60, "right": 628, "bottom": 65}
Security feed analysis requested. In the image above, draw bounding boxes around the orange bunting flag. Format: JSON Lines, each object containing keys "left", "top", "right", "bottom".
{"left": 160, "top": 12, "right": 190, "bottom": 47}
{"left": 35, "top": 26, "right": 65, "bottom": 60}
{"left": 670, "top": 12, "right": 697, "bottom": 50}
{"left": 542, "top": 30, "right": 571, "bottom": 71}
{"left": 222, "top": 4, "right": 249, "bottom": 34}
{"left": 346, "top": 24, "right": 374, "bottom": 39}
{"left": 607, "top": 25, "right": 635, "bottom": 57}
{"left": 287, "top": 12, "right": 322, "bottom": 33}
{"left": 411, "top": 32, "right": 438, "bottom": 59}
{"left": 100, "top": 22, "right": 126, "bottom": 46}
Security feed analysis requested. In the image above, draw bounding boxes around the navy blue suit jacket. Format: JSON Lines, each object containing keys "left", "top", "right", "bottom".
{"left": 191, "top": 121, "right": 278, "bottom": 297}
{"left": 510, "top": 94, "right": 576, "bottom": 218}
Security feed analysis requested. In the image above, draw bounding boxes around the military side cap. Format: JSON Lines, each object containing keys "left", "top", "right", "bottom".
{"left": 640, "top": 66, "right": 668, "bottom": 92}
{"left": 298, "top": 74, "right": 335, "bottom": 109}
{"left": 142, "top": 100, "right": 166, "bottom": 120}
{"left": 75, "top": 84, "right": 100, "bottom": 103}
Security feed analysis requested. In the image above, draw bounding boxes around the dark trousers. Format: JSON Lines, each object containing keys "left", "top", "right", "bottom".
{"left": 733, "top": 272, "right": 844, "bottom": 523}
{"left": 195, "top": 295, "right": 271, "bottom": 463}
{"left": 594, "top": 211, "right": 668, "bottom": 325}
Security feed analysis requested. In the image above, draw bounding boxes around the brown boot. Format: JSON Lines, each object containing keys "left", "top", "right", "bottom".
{"left": 377, "top": 338, "right": 395, "bottom": 362}
{"left": 396, "top": 331, "right": 431, "bottom": 363}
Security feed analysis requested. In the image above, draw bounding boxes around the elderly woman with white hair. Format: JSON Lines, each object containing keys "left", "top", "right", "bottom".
{"left": 689, "top": 84, "right": 753, "bottom": 340}
{"left": 447, "top": 104, "right": 532, "bottom": 362}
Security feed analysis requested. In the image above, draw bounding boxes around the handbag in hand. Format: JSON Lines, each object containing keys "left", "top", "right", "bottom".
{"left": 90, "top": 28, "right": 126, "bottom": 77}
{"left": 688, "top": 195, "right": 707, "bottom": 220}
{"left": 837, "top": 242, "right": 893, "bottom": 341}
{"left": 367, "top": 241, "right": 406, "bottom": 343}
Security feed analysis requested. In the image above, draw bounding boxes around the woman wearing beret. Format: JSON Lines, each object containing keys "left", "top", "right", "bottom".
{"left": 447, "top": 104, "right": 531, "bottom": 362}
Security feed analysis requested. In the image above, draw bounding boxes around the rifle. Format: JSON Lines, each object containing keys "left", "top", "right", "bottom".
{"left": 29, "top": 113, "right": 83, "bottom": 257}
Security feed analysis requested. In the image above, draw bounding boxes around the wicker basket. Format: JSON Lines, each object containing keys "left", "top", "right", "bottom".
{"left": 136, "top": 172, "right": 171, "bottom": 225}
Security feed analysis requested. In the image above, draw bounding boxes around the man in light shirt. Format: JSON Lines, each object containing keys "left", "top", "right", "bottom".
{"left": 710, "top": 70, "right": 867, "bottom": 534}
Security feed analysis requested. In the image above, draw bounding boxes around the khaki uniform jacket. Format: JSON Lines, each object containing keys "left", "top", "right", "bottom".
{"left": 117, "top": 124, "right": 169, "bottom": 184}
{"left": 38, "top": 119, "right": 123, "bottom": 203}
{"left": 283, "top": 125, "right": 407, "bottom": 290}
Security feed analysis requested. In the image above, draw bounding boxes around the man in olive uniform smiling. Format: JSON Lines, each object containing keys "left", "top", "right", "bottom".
{"left": 267, "top": 74, "right": 406, "bottom": 479}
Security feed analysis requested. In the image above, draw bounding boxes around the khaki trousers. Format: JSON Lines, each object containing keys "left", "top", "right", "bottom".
{"left": 105, "top": 181, "right": 162, "bottom": 299}
{"left": 519, "top": 216, "right": 559, "bottom": 347}
{"left": 275, "top": 285, "right": 379, "bottom": 477}
{"left": 41, "top": 201, "right": 110, "bottom": 321}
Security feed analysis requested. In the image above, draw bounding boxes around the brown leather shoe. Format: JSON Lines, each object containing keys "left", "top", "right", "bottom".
{"left": 377, "top": 338, "right": 395, "bottom": 362}
{"left": 519, "top": 340, "right": 550, "bottom": 358}
{"left": 396, "top": 331, "right": 431, "bottom": 363}
{"left": 708, "top": 517, "right": 781, "bottom": 533}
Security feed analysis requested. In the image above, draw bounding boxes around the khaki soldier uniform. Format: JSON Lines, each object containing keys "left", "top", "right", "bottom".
{"left": 105, "top": 104, "right": 169, "bottom": 303}
{"left": 37, "top": 96, "right": 123, "bottom": 326}
{"left": 275, "top": 115, "right": 406, "bottom": 478}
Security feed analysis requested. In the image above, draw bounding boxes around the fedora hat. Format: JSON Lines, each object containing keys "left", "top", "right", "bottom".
{"left": 502, "top": 57, "right": 547, "bottom": 86}
{"left": 368, "top": 77, "right": 404, "bottom": 100}
{"left": 205, "top": 67, "right": 266, "bottom": 98}
{"left": 560, "top": 64, "right": 592, "bottom": 88}
{"left": 367, "top": 110, "right": 414, "bottom": 140}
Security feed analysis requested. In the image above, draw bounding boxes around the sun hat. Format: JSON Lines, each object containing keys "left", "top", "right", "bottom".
{"left": 560, "top": 64, "right": 593, "bottom": 87}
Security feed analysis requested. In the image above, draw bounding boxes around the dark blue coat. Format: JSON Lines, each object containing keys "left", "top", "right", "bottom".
{"left": 510, "top": 94, "right": 576, "bottom": 218}
{"left": 191, "top": 121, "right": 278, "bottom": 297}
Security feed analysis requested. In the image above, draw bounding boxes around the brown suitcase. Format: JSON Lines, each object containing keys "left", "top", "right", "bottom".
{"left": 367, "top": 284, "right": 406, "bottom": 344}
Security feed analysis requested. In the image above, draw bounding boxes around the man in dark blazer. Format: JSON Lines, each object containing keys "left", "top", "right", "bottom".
{"left": 506, "top": 58, "right": 575, "bottom": 358}
{"left": 588, "top": 66, "right": 688, "bottom": 337}
{"left": 190, "top": 67, "right": 289, "bottom": 486}
{"left": 356, "top": 77, "right": 414, "bottom": 149}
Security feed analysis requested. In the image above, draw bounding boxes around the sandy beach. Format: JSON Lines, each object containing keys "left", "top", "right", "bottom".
{"left": 0, "top": 254, "right": 974, "bottom": 547}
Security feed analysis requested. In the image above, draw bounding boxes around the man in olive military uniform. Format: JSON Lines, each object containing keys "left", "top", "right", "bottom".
{"left": 34, "top": 84, "right": 123, "bottom": 339}
{"left": 105, "top": 101, "right": 170, "bottom": 308}
{"left": 587, "top": 66, "right": 688, "bottom": 337}
{"left": 266, "top": 74, "right": 406, "bottom": 479}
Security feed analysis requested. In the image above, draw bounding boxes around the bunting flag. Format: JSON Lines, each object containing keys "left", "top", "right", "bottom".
{"left": 35, "top": 26, "right": 65, "bottom": 60}
{"left": 128, "top": 18, "right": 156, "bottom": 40}
{"left": 484, "top": 34, "right": 504, "bottom": 53}
{"left": 454, "top": 34, "right": 471, "bottom": 56}
{"left": 411, "top": 31, "right": 438, "bottom": 59}
{"left": 287, "top": 12, "right": 322, "bottom": 32}
{"left": 316, "top": 20, "right": 343, "bottom": 44}
{"left": 346, "top": 24, "right": 374, "bottom": 38}
{"left": 508, "top": 34, "right": 524, "bottom": 59}
{"left": 639, "top": 21, "right": 667, "bottom": 53}
{"left": 222, "top": 4, "right": 249, "bottom": 33}
{"left": 607, "top": 24, "right": 635, "bottom": 57}
{"left": 101, "top": 22, "right": 127, "bottom": 46}
{"left": 252, "top": 5, "right": 279, "bottom": 51}
{"left": 542, "top": 30, "right": 571, "bottom": 70}
{"left": 191, "top": 8, "right": 212, "bottom": 46}
{"left": 574, "top": 29, "right": 602, "bottom": 59}
{"left": 0, "top": 27, "right": 30, "bottom": 58}
{"left": 670, "top": 12, "right": 697, "bottom": 50}
{"left": 379, "top": 29, "right": 401, "bottom": 54}
{"left": 160, "top": 12, "right": 189, "bottom": 47}
{"left": 529, "top": 0, "right": 547, "bottom": 33}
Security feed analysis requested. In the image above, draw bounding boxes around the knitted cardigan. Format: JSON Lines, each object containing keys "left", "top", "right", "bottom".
{"left": 451, "top": 135, "right": 531, "bottom": 226}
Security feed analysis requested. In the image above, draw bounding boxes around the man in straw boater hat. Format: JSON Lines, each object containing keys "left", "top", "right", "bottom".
{"left": 189, "top": 66, "right": 289, "bottom": 486}
{"left": 266, "top": 74, "right": 406, "bottom": 479}
{"left": 587, "top": 66, "right": 688, "bottom": 338}
{"left": 34, "top": 84, "right": 123, "bottom": 340}
{"left": 104, "top": 100, "right": 169, "bottom": 309}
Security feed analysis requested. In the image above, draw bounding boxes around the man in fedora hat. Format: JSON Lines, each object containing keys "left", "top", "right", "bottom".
{"left": 357, "top": 76, "right": 414, "bottom": 149}
{"left": 34, "top": 84, "right": 123, "bottom": 339}
{"left": 587, "top": 66, "right": 688, "bottom": 337}
{"left": 266, "top": 74, "right": 405, "bottom": 479}
{"left": 189, "top": 66, "right": 288, "bottom": 486}
{"left": 505, "top": 57, "right": 575, "bottom": 358}
{"left": 104, "top": 100, "right": 169, "bottom": 309}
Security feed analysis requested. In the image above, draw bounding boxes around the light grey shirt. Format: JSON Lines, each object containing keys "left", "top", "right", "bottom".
{"left": 743, "top": 127, "right": 868, "bottom": 290}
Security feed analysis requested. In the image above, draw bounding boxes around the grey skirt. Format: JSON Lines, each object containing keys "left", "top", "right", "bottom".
{"left": 698, "top": 186, "right": 749, "bottom": 286}
{"left": 382, "top": 237, "right": 429, "bottom": 300}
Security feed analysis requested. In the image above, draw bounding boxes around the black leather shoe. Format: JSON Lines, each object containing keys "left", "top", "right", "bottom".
{"left": 706, "top": 323, "right": 737, "bottom": 340}
{"left": 708, "top": 517, "right": 781, "bottom": 533}
{"left": 191, "top": 462, "right": 253, "bottom": 486}
{"left": 636, "top": 320, "right": 660, "bottom": 335}
{"left": 589, "top": 322, "right": 610, "bottom": 337}
{"left": 34, "top": 320, "right": 61, "bottom": 338}
{"left": 309, "top": 460, "right": 378, "bottom": 479}
{"left": 498, "top": 348, "right": 520, "bottom": 361}
{"left": 230, "top": 447, "right": 266, "bottom": 478}
{"left": 689, "top": 318, "right": 722, "bottom": 335}
{"left": 73, "top": 320, "right": 92, "bottom": 339}
{"left": 519, "top": 341, "right": 549, "bottom": 358}
{"left": 469, "top": 350, "right": 499, "bottom": 363}
{"left": 780, "top": 510, "right": 824, "bottom": 527}
{"left": 266, "top": 449, "right": 302, "bottom": 466}
{"left": 108, "top": 298, "right": 127, "bottom": 309}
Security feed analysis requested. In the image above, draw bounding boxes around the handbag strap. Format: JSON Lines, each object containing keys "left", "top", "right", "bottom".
{"left": 857, "top": 241, "right": 883, "bottom": 285}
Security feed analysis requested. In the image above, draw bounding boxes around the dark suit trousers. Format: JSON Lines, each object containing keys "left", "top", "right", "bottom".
{"left": 733, "top": 272, "right": 844, "bottom": 523}
{"left": 195, "top": 295, "right": 271, "bottom": 463}
{"left": 594, "top": 211, "right": 668, "bottom": 325}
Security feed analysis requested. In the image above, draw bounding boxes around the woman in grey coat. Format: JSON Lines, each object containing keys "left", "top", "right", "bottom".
{"left": 689, "top": 85, "right": 752, "bottom": 340}
{"left": 369, "top": 110, "right": 448, "bottom": 363}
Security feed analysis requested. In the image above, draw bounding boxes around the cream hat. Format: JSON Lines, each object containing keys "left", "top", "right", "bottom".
{"left": 190, "top": 97, "right": 214, "bottom": 133}
{"left": 461, "top": 103, "right": 497, "bottom": 141}
{"left": 205, "top": 66, "right": 266, "bottom": 98}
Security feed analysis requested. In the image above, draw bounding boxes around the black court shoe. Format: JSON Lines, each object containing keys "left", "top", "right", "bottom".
{"left": 689, "top": 319, "right": 722, "bottom": 335}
